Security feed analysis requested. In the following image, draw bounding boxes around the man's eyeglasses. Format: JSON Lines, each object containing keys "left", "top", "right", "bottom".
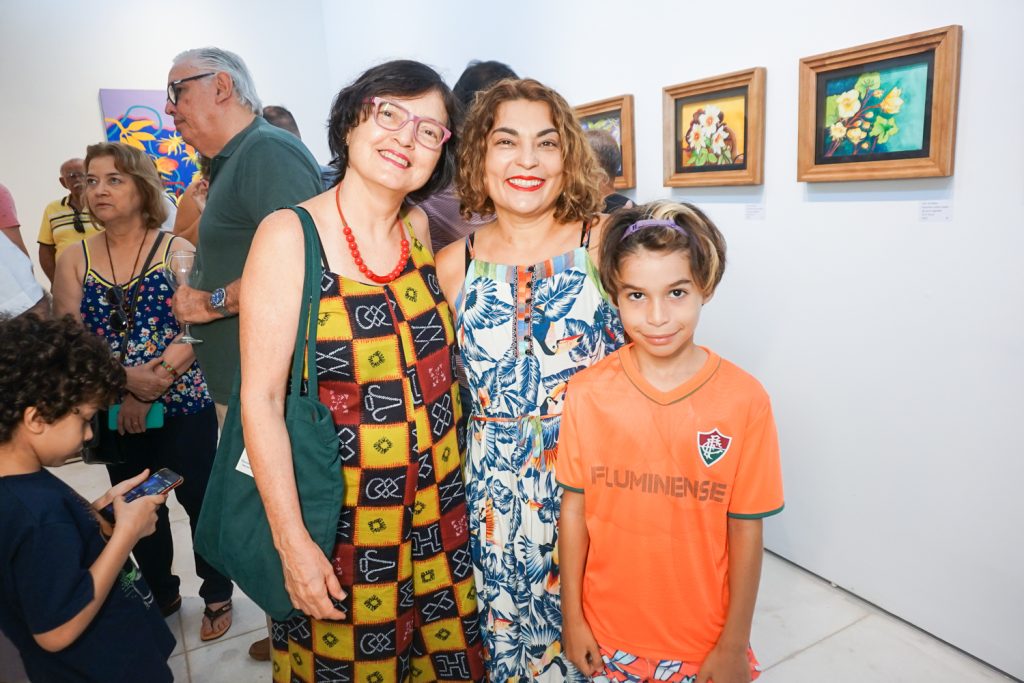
{"left": 167, "top": 72, "right": 215, "bottom": 105}
{"left": 105, "top": 285, "right": 131, "bottom": 332}
{"left": 365, "top": 97, "right": 451, "bottom": 150}
{"left": 72, "top": 210, "right": 85, "bottom": 234}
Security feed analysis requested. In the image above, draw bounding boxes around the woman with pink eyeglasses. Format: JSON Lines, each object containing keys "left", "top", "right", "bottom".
{"left": 240, "top": 60, "right": 485, "bottom": 682}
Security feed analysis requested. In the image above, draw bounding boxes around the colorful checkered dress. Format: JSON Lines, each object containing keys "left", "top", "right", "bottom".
{"left": 271, "top": 219, "right": 485, "bottom": 683}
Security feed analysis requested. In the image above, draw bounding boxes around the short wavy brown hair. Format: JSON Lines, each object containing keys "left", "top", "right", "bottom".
{"left": 457, "top": 78, "right": 604, "bottom": 223}
{"left": 85, "top": 142, "right": 169, "bottom": 230}
{"left": 599, "top": 201, "right": 727, "bottom": 301}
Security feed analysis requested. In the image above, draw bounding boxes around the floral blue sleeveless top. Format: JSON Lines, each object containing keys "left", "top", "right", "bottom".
{"left": 79, "top": 234, "right": 212, "bottom": 417}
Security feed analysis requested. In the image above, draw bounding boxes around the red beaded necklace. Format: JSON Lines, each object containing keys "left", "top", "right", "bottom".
{"left": 335, "top": 184, "right": 410, "bottom": 284}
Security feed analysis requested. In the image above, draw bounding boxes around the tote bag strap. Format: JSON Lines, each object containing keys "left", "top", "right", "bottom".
{"left": 288, "top": 206, "right": 323, "bottom": 399}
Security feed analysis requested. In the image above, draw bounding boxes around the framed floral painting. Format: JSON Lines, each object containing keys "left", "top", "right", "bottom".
{"left": 663, "top": 68, "right": 765, "bottom": 187}
{"left": 797, "top": 25, "right": 962, "bottom": 181}
{"left": 575, "top": 94, "right": 636, "bottom": 189}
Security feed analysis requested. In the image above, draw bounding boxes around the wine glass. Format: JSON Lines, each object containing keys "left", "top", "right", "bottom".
{"left": 164, "top": 250, "right": 203, "bottom": 345}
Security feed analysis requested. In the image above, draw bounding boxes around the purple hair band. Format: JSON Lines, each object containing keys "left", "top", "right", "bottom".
{"left": 620, "top": 218, "right": 686, "bottom": 241}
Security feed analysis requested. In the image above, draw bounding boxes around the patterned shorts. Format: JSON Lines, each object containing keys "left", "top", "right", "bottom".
{"left": 591, "top": 645, "right": 761, "bottom": 682}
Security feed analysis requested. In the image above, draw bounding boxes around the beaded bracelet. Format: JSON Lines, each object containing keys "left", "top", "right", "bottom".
{"left": 159, "top": 359, "right": 179, "bottom": 379}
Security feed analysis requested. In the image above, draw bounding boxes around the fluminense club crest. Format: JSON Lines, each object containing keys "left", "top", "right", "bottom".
{"left": 697, "top": 428, "right": 732, "bottom": 467}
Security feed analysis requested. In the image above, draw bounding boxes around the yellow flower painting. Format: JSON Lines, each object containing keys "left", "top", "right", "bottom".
{"left": 820, "top": 58, "right": 930, "bottom": 159}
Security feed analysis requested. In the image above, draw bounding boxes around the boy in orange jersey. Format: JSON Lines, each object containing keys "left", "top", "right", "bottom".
{"left": 557, "top": 202, "right": 784, "bottom": 683}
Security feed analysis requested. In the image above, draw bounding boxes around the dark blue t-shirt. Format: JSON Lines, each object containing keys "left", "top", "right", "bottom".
{"left": 0, "top": 470, "right": 175, "bottom": 682}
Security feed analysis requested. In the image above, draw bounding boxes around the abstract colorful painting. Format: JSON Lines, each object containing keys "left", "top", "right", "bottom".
{"left": 815, "top": 53, "right": 933, "bottom": 164}
{"left": 99, "top": 89, "right": 199, "bottom": 199}
{"left": 676, "top": 87, "right": 748, "bottom": 174}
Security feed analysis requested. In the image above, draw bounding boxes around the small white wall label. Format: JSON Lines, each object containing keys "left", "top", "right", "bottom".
{"left": 919, "top": 201, "right": 952, "bottom": 222}
{"left": 745, "top": 204, "right": 766, "bottom": 221}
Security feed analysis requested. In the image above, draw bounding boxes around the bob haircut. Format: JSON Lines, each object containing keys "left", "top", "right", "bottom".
{"left": 85, "top": 142, "right": 169, "bottom": 230}
{"left": 326, "top": 59, "right": 460, "bottom": 202}
{"left": 599, "top": 201, "right": 727, "bottom": 301}
{"left": 457, "top": 78, "right": 604, "bottom": 223}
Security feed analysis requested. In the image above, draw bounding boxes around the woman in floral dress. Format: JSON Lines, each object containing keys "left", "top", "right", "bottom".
{"left": 436, "top": 79, "right": 624, "bottom": 682}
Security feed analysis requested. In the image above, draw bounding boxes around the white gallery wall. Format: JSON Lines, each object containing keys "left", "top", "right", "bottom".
{"left": 0, "top": 0, "right": 334, "bottom": 280}
{"left": 324, "top": 2, "right": 1023, "bottom": 675}
{"left": 2, "top": 0, "right": 1022, "bottom": 677}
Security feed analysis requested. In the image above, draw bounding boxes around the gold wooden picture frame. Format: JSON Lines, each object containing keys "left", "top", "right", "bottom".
{"left": 575, "top": 94, "right": 636, "bottom": 189}
{"left": 662, "top": 67, "right": 766, "bottom": 187}
{"left": 797, "top": 25, "right": 962, "bottom": 182}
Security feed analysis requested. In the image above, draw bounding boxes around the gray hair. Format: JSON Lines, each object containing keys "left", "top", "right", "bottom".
{"left": 173, "top": 47, "right": 262, "bottom": 114}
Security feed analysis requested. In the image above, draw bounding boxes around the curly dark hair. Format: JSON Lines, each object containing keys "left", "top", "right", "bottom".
{"left": 0, "top": 315, "right": 125, "bottom": 444}
{"left": 326, "top": 59, "right": 460, "bottom": 201}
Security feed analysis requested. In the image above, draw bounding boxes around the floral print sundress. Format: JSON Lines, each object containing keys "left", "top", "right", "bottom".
{"left": 454, "top": 224, "right": 623, "bottom": 682}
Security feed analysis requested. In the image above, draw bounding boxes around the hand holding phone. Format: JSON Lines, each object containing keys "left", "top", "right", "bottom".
{"left": 112, "top": 490, "right": 165, "bottom": 540}
{"left": 100, "top": 468, "right": 183, "bottom": 523}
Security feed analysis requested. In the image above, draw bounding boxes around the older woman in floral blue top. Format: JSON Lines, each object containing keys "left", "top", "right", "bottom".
{"left": 53, "top": 142, "right": 234, "bottom": 643}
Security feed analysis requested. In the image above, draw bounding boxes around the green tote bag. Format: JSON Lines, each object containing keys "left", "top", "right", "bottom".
{"left": 194, "top": 206, "right": 342, "bottom": 621}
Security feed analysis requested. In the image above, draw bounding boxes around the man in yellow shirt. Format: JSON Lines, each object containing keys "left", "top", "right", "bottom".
{"left": 37, "top": 158, "right": 102, "bottom": 283}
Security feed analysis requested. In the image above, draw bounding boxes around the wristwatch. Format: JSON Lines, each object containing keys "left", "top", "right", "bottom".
{"left": 210, "top": 287, "right": 230, "bottom": 317}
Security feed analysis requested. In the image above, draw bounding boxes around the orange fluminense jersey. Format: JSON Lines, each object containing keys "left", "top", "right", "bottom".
{"left": 557, "top": 345, "right": 784, "bottom": 662}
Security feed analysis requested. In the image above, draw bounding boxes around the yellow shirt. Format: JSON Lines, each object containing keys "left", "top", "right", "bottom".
{"left": 37, "top": 196, "right": 102, "bottom": 257}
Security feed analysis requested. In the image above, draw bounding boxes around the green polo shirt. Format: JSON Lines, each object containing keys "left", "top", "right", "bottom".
{"left": 192, "top": 116, "right": 321, "bottom": 403}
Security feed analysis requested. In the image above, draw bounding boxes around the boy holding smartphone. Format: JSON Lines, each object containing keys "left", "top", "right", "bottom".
{"left": 0, "top": 315, "right": 176, "bottom": 682}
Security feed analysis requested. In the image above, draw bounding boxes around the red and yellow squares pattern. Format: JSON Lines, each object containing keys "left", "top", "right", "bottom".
{"left": 273, "top": 229, "right": 484, "bottom": 683}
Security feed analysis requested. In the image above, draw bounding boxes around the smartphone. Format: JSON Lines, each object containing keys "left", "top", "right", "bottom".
{"left": 100, "top": 468, "right": 183, "bottom": 522}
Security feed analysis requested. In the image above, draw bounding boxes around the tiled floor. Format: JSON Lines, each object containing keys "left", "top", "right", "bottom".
{"left": 6, "top": 460, "right": 1013, "bottom": 682}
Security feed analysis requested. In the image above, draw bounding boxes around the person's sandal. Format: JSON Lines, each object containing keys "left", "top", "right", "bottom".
{"left": 200, "top": 600, "right": 233, "bottom": 642}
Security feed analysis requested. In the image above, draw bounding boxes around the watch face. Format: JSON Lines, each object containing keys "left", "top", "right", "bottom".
{"left": 211, "top": 288, "right": 226, "bottom": 307}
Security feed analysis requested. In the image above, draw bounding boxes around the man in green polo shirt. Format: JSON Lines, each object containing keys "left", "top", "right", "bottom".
{"left": 165, "top": 45, "right": 322, "bottom": 663}
{"left": 166, "top": 47, "right": 321, "bottom": 415}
